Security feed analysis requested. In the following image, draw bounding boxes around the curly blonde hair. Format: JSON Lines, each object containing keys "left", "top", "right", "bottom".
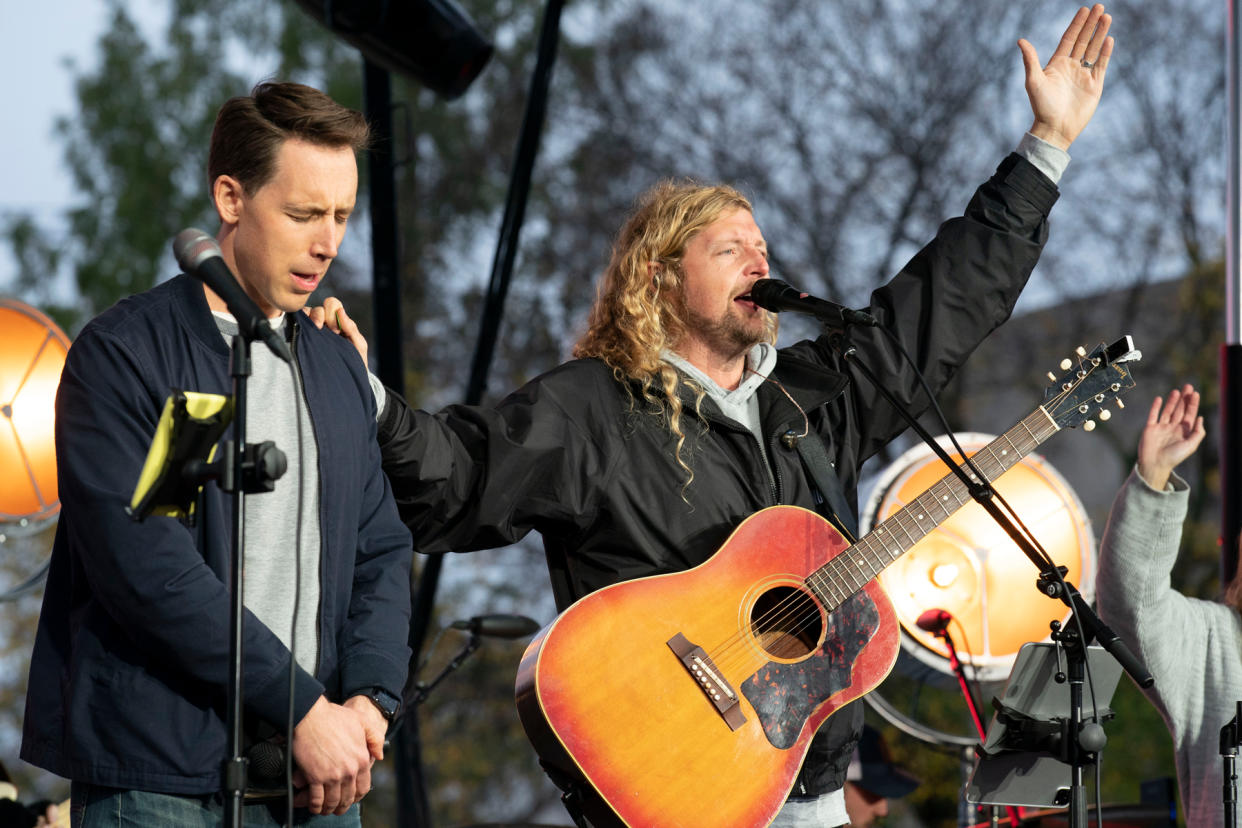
{"left": 574, "top": 179, "right": 777, "bottom": 489}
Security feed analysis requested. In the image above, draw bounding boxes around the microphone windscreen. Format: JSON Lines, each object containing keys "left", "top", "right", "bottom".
{"left": 748, "top": 278, "right": 799, "bottom": 311}
{"left": 915, "top": 608, "right": 952, "bottom": 633}
{"left": 246, "top": 740, "right": 285, "bottom": 782}
{"left": 173, "top": 228, "right": 220, "bottom": 272}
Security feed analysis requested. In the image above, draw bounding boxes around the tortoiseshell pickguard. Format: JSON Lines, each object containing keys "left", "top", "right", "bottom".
{"left": 740, "top": 590, "right": 880, "bottom": 749}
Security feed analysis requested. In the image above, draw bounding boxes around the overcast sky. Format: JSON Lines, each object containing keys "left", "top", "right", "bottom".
{"left": 2, "top": 2, "right": 107, "bottom": 218}
{"left": 0, "top": 0, "right": 167, "bottom": 299}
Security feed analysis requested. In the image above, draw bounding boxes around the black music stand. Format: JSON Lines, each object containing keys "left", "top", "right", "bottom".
{"left": 966, "top": 641, "right": 1122, "bottom": 811}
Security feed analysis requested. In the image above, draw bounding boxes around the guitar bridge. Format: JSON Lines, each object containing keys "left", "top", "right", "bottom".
{"left": 667, "top": 632, "right": 747, "bottom": 731}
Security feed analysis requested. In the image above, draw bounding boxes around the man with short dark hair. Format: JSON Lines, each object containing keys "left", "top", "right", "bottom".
{"left": 21, "top": 81, "right": 413, "bottom": 826}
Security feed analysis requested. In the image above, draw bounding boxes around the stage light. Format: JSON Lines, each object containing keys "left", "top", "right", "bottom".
{"left": 0, "top": 298, "right": 70, "bottom": 531}
{"left": 292, "top": 0, "right": 494, "bottom": 100}
{"left": 862, "top": 433, "right": 1094, "bottom": 683}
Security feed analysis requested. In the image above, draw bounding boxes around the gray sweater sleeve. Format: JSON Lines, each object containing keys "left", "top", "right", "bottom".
{"left": 1096, "top": 468, "right": 1242, "bottom": 826}
{"left": 1016, "top": 132, "right": 1069, "bottom": 184}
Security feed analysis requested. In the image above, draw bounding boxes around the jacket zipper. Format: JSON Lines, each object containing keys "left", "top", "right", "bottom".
{"left": 766, "top": 432, "right": 785, "bottom": 505}
{"left": 287, "top": 319, "right": 323, "bottom": 679}
{"left": 700, "top": 410, "right": 782, "bottom": 506}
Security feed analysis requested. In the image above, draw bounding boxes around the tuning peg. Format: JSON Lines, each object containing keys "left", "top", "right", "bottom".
{"left": 1047, "top": 371, "right": 1057, "bottom": 382}
{"left": 1116, "top": 399, "right": 1125, "bottom": 409}
{"left": 1076, "top": 346, "right": 1087, "bottom": 357}
{"left": 1083, "top": 420, "right": 1096, "bottom": 432}
{"left": 1060, "top": 358, "right": 1073, "bottom": 371}
{"left": 1099, "top": 409, "right": 1111, "bottom": 422}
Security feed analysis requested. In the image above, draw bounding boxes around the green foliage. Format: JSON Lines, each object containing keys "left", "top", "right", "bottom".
{"left": 44, "top": 0, "right": 233, "bottom": 323}
{"left": 2, "top": 0, "right": 1230, "bottom": 823}
{"left": 2, "top": 0, "right": 361, "bottom": 332}
{"left": 0, "top": 525, "right": 64, "bottom": 805}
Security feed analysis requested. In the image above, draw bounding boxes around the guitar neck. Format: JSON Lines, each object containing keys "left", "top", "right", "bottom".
{"left": 808, "top": 406, "right": 1060, "bottom": 609}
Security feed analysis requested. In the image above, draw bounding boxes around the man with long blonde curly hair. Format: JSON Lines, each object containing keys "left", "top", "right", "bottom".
{"left": 320, "top": 5, "right": 1116, "bottom": 825}
{"left": 574, "top": 180, "right": 777, "bottom": 489}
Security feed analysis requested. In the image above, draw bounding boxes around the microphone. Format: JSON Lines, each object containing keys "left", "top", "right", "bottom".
{"left": 749, "top": 279, "right": 878, "bottom": 328}
{"left": 915, "top": 608, "right": 953, "bottom": 635}
{"left": 172, "top": 228, "right": 292, "bottom": 363}
{"left": 246, "top": 740, "right": 285, "bottom": 783}
{"left": 450, "top": 614, "right": 541, "bottom": 639}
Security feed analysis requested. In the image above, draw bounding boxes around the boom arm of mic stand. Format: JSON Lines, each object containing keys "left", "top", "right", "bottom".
{"left": 401, "top": 634, "right": 482, "bottom": 716}
{"left": 1058, "top": 583, "right": 1153, "bottom": 688}
{"left": 835, "top": 338, "right": 1154, "bottom": 691}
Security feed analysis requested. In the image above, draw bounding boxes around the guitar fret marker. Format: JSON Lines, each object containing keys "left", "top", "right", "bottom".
{"left": 808, "top": 345, "right": 1134, "bottom": 611}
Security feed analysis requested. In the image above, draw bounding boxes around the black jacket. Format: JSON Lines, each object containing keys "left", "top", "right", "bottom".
{"left": 22, "top": 275, "right": 414, "bottom": 794}
{"left": 378, "top": 153, "right": 1058, "bottom": 794}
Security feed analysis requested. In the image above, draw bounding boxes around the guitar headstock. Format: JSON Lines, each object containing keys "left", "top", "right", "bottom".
{"left": 1043, "top": 336, "right": 1141, "bottom": 430}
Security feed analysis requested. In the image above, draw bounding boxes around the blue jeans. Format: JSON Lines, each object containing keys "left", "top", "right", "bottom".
{"left": 71, "top": 782, "right": 361, "bottom": 827}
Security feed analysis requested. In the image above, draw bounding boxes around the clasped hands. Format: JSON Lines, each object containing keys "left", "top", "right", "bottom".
{"left": 288, "top": 693, "right": 390, "bottom": 815}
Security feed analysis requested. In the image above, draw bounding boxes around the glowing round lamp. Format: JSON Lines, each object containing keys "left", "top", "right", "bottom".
{"left": 0, "top": 298, "right": 70, "bottom": 528}
{"left": 862, "top": 433, "right": 1094, "bottom": 683}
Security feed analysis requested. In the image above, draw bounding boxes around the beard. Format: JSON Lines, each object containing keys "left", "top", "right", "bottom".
{"left": 682, "top": 304, "right": 769, "bottom": 362}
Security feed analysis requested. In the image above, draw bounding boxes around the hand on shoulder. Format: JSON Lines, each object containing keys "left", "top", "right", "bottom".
{"left": 303, "top": 296, "right": 370, "bottom": 366}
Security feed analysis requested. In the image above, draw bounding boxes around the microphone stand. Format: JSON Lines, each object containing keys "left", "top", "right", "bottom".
{"left": 403, "top": 632, "right": 483, "bottom": 713}
{"left": 935, "top": 625, "right": 987, "bottom": 743}
{"left": 933, "top": 625, "right": 1017, "bottom": 828}
{"left": 823, "top": 325, "right": 1152, "bottom": 828}
{"left": 1223, "top": 701, "right": 1242, "bottom": 828}
{"left": 402, "top": 616, "right": 539, "bottom": 715}
{"left": 930, "top": 621, "right": 1020, "bottom": 828}
{"left": 205, "top": 333, "right": 285, "bottom": 827}
{"left": 222, "top": 332, "right": 252, "bottom": 828}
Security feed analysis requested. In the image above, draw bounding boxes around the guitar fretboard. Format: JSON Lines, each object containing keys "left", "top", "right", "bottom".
{"left": 806, "top": 407, "right": 1060, "bottom": 609}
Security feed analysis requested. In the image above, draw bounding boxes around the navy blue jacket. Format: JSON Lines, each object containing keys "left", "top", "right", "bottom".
{"left": 21, "top": 275, "right": 413, "bottom": 794}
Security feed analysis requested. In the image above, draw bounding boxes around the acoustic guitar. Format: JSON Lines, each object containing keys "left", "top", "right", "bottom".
{"left": 515, "top": 338, "right": 1140, "bottom": 828}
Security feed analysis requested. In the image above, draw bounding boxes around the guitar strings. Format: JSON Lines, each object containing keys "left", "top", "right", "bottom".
{"left": 693, "top": 367, "right": 832, "bottom": 675}
{"left": 707, "top": 410, "right": 1051, "bottom": 678}
{"left": 698, "top": 377, "right": 1086, "bottom": 687}
{"left": 708, "top": 374, "right": 1085, "bottom": 682}
{"left": 697, "top": 369, "right": 835, "bottom": 675}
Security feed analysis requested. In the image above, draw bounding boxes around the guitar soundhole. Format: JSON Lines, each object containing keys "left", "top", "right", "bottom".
{"left": 749, "top": 586, "right": 823, "bottom": 660}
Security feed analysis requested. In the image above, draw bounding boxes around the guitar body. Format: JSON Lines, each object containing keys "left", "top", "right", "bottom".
{"left": 517, "top": 338, "right": 1142, "bottom": 827}
{"left": 516, "top": 506, "right": 900, "bottom": 828}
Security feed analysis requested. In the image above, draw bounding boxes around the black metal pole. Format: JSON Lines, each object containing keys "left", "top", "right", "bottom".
{"left": 223, "top": 334, "right": 252, "bottom": 828}
{"left": 1066, "top": 644, "right": 1088, "bottom": 828}
{"left": 1225, "top": 0, "right": 1242, "bottom": 590}
{"left": 464, "top": 0, "right": 566, "bottom": 405}
{"left": 1223, "top": 345, "right": 1242, "bottom": 586}
{"left": 365, "top": 60, "right": 405, "bottom": 395}
{"left": 395, "top": 3, "right": 565, "bottom": 825}
{"left": 1223, "top": 706, "right": 1239, "bottom": 828}
{"left": 362, "top": 57, "right": 433, "bottom": 828}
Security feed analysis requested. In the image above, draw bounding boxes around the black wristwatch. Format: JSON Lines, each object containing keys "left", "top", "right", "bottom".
{"left": 363, "top": 687, "right": 401, "bottom": 722}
